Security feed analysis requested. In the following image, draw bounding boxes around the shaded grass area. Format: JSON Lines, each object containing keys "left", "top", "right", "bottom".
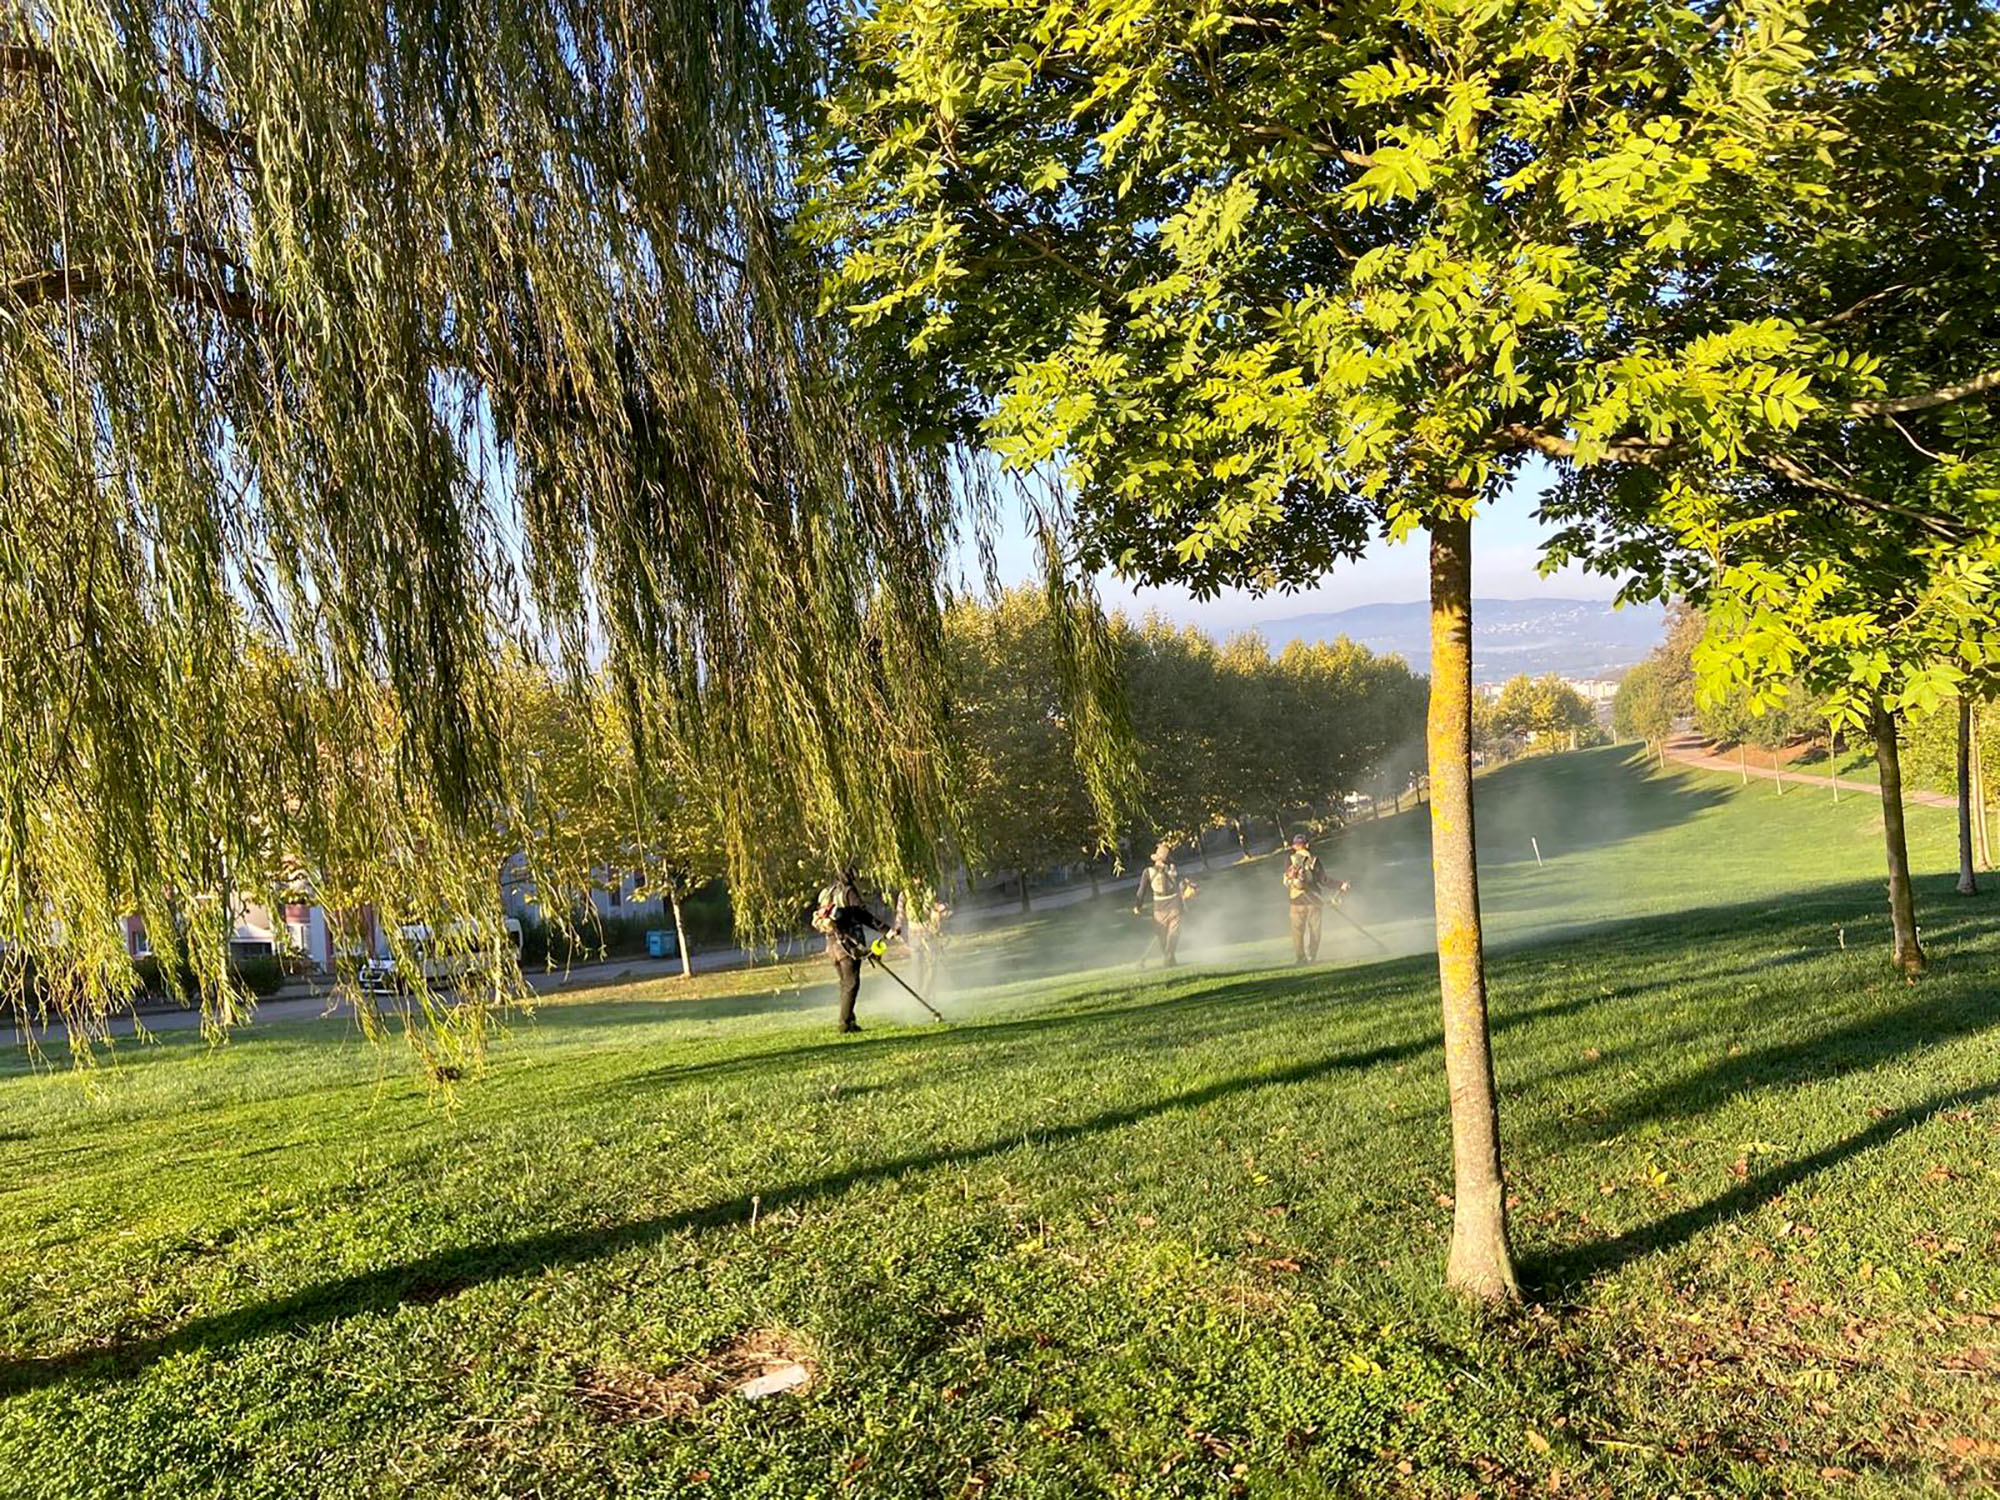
{"left": 0, "top": 751, "right": 1996, "bottom": 1497}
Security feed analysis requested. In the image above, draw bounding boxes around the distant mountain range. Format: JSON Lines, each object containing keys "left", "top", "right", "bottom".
{"left": 1259, "top": 597, "right": 1666, "bottom": 684}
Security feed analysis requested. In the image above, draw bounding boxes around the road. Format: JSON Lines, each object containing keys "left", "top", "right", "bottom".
{"left": 6, "top": 847, "right": 1285, "bottom": 1047}
{"left": 1662, "top": 733, "right": 1955, "bottom": 808}
{"left": 3, "top": 949, "right": 766, "bottom": 1047}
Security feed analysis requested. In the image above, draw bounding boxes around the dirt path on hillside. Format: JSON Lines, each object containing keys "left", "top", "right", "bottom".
{"left": 1662, "top": 734, "right": 1956, "bottom": 809}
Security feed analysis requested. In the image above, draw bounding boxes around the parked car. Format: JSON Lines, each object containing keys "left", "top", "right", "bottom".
{"left": 357, "top": 917, "right": 523, "bottom": 994}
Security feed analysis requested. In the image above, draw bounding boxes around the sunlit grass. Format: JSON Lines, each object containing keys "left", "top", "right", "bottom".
{"left": 1, "top": 750, "right": 1994, "bottom": 1497}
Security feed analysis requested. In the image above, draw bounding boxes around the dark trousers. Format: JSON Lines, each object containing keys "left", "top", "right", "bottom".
{"left": 834, "top": 954, "right": 863, "bottom": 1031}
{"left": 1290, "top": 900, "right": 1322, "bottom": 962}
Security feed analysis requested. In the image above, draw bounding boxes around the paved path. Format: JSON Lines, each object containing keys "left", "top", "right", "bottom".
{"left": 4, "top": 950, "right": 765, "bottom": 1047}
{"left": 1661, "top": 735, "right": 1955, "bottom": 809}
{"left": 5, "top": 840, "right": 1309, "bottom": 1048}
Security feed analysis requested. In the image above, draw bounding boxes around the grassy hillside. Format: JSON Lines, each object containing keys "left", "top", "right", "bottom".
{"left": 0, "top": 749, "right": 1994, "bottom": 1498}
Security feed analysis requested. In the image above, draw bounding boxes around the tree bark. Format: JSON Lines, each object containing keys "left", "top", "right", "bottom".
{"left": 1975, "top": 705, "right": 1993, "bottom": 871}
{"left": 1871, "top": 697, "right": 1927, "bottom": 976}
{"left": 1086, "top": 863, "right": 1101, "bottom": 897}
{"left": 1957, "top": 697, "right": 1979, "bottom": 895}
{"left": 1018, "top": 869, "right": 1031, "bottom": 913}
{"left": 669, "top": 878, "right": 693, "bottom": 980}
{"left": 1425, "top": 513, "right": 1521, "bottom": 1304}
{"left": 1738, "top": 742, "right": 1748, "bottom": 784}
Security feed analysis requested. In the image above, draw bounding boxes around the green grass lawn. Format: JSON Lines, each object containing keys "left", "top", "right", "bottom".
{"left": 2, "top": 748, "right": 1996, "bottom": 1498}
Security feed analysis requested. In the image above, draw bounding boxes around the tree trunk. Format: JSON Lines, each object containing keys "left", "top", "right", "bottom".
{"left": 1773, "top": 753, "right": 1784, "bottom": 795}
{"left": 1086, "top": 863, "right": 1100, "bottom": 897}
{"left": 1871, "top": 696, "right": 1927, "bottom": 976}
{"left": 1975, "top": 705, "right": 1993, "bottom": 871}
{"left": 1738, "top": 742, "right": 1748, "bottom": 785}
{"left": 1956, "top": 696, "right": 1979, "bottom": 896}
{"left": 669, "top": 880, "right": 693, "bottom": 980}
{"left": 1828, "top": 735, "right": 1840, "bottom": 802}
{"left": 1425, "top": 513, "right": 1521, "bottom": 1304}
{"left": 1018, "top": 869, "right": 1031, "bottom": 913}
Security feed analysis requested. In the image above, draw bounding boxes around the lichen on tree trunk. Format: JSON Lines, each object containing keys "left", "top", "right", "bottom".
{"left": 1425, "top": 513, "right": 1521, "bottom": 1305}
{"left": 1871, "top": 696, "right": 1927, "bottom": 976}
{"left": 1956, "top": 697, "right": 1979, "bottom": 897}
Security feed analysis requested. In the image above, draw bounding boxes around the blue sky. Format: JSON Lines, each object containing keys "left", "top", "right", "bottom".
{"left": 981, "top": 458, "right": 1621, "bottom": 634}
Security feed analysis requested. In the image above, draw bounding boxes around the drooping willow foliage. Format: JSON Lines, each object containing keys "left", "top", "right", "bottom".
{"left": 0, "top": 1, "right": 1125, "bottom": 1060}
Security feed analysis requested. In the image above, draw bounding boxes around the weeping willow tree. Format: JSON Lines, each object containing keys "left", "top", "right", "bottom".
{"left": 0, "top": 2, "right": 1126, "bottom": 1062}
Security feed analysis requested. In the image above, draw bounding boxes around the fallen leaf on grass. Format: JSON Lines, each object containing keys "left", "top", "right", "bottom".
{"left": 1921, "top": 1164, "right": 1960, "bottom": 1184}
{"left": 1525, "top": 1428, "right": 1551, "bottom": 1454}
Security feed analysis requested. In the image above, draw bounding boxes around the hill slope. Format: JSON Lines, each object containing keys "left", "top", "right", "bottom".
{"left": 1258, "top": 596, "right": 1666, "bottom": 682}
{"left": 1, "top": 750, "right": 1994, "bottom": 1499}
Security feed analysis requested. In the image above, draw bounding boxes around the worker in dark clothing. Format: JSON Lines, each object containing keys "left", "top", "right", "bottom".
{"left": 1282, "top": 833, "right": 1349, "bottom": 963}
{"left": 813, "top": 866, "right": 892, "bottom": 1033}
{"left": 1134, "top": 841, "right": 1193, "bottom": 967}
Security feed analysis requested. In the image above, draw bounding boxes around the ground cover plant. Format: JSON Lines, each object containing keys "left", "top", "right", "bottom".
{"left": 0, "top": 750, "right": 1994, "bottom": 1498}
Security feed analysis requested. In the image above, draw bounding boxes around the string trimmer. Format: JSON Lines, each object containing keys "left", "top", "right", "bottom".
{"left": 1326, "top": 890, "right": 1389, "bottom": 953}
{"left": 866, "top": 938, "right": 948, "bottom": 1023}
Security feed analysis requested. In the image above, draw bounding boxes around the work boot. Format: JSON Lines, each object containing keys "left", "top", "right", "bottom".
{"left": 838, "top": 1021, "right": 863, "bottom": 1034}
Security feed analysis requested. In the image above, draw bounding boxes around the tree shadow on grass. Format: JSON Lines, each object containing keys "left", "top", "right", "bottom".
{"left": 1525, "top": 1079, "right": 2000, "bottom": 1296}
{"left": 0, "top": 1033, "right": 1436, "bottom": 1402}
{"left": 7, "top": 874, "right": 1990, "bottom": 1400}
{"left": 1550, "top": 982, "right": 2000, "bottom": 1146}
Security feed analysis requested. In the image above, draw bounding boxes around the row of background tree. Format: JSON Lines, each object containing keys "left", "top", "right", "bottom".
{"left": 947, "top": 588, "right": 1427, "bottom": 908}
{"left": 537, "top": 588, "right": 1431, "bottom": 958}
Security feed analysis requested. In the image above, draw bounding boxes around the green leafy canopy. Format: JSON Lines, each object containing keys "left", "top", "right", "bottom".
{"left": 0, "top": 1, "right": 1137, "bottom": 1054}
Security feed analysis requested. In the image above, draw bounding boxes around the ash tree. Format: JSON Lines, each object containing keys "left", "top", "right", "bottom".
{"left": 1544, "top": 0, "right": 2000, "bottom": 976}
{"left": 804, "top": 0, "right": 1944, "bottom": 1300}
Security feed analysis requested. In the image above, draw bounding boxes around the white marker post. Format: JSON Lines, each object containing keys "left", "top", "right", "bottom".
{"left": 1531, "top": 836, "right": 1544, "bottom": 868}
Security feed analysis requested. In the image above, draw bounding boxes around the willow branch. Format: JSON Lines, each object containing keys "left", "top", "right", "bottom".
{"left": 4, "top": 261, "right": 280, "bottom": 331}
{"left": 0, "top": 42, "right": 57, "bottom": 79}
{"left": 1, "top": 39, "right": 256, "bottom": 164}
